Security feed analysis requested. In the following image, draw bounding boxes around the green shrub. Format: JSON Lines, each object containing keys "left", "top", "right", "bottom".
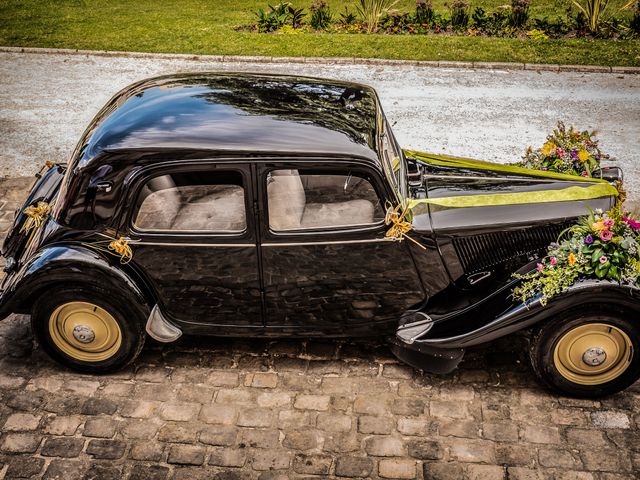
{"left": 450, "top": 0, "right": 470, "bottom": 30}
{"left": 572, "top": 0, "right": 610, "bottom": 32}
{"left": 356, "top": 0, "right": 399, "bottom": 33}
{"left": 630, "top": 0, "right": 640, "bottom": 34}
{"left": 509, "top": 0, "right": 531, "bottom": 28}
{"left": 310, "top": 0, "right": 332, "bottom": 30}
{"left": 415, "top": 0, "right": 435, "bottom": 24}
{"left": 339, "top": 7, "right": 358, "bottom": 25}
{"left": 288, "top": 5, "right": 306, "bottom": 28}
{"left": 255, "top": 3, "right": 290, "bottom": 32}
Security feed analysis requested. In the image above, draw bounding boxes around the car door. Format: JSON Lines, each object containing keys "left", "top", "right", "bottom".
{"left": 258, "top": 160, "right": 426, "bottom": 334}
{"left": 127, "top": 161, "right": 262, "bottom": 328}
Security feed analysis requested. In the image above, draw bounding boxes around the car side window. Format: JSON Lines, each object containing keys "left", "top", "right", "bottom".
{"left": 134, "top": 171, "right": 246, "bottom": 232}
{"left": 267, "top": 169, "right": 385, "bottom": 232}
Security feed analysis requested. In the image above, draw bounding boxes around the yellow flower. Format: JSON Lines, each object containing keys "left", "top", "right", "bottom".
{"left": 541, "top": 142, "right": 556, "bottom": 156}
{"left": 578, "top": 150, "right": 590, "bottom": 162}
{"left": 568, "top": 253, "right": 576, "bottom": 266}
{"left": 591, "top": 220, "right": 606, "bottom": 233}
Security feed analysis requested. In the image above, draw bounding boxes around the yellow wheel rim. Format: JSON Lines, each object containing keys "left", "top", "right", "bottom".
{"left": 48, "top": 301, "right": 122, "bottom": 362}
{"left": 553, "top": 323, "right": 633, "bottom": 385}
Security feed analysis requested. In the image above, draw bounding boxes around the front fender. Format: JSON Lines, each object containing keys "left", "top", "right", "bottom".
{"left": 398, "top": 279, "right": 640, "bottom": 349}
{"left": 0, "top": 244, "right": 153, "bottom": 320}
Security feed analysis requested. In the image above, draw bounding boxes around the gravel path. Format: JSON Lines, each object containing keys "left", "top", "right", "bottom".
{"left": 1, "top": 50, "right": 640, "bottom": 198}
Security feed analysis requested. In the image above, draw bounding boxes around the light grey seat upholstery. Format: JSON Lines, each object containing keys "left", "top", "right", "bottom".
{"left": 136, "top": 175, "right": 182, "bottom": 229}
{"left": 267, "top": 169, "right": 375, "bottom": 230}
{"left": 171, "top": 185, "right": 245, "bottom": 231}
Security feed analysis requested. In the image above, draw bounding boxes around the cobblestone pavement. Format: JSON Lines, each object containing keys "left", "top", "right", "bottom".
{"left": 0, "top": 177, "right": 638, "bottom": 480}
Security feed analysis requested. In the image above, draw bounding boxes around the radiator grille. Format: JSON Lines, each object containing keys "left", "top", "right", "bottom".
{"left": 452, "top": 223, "right": 572, "bottom": 273}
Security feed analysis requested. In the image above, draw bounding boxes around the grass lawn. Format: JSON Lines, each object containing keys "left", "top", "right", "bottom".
{"left": 1, "top": 0, "right": 639, "bottom": 66}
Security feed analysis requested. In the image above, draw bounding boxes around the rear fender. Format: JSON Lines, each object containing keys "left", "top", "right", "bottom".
{"left": 397, "top": 279, "right": 640, "bottom": 350}
{"left": 0, "top": 244, "right": 153, "bottom": 320}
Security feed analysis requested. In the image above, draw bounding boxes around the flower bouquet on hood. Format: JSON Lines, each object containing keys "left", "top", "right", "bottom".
{"left": 521, "top": 122, "right": 610, "bottom": 178}
{"left": 513, "top": 206, "right": 640, "bottom": 305}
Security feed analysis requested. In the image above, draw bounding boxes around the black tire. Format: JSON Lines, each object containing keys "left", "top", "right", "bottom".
{"left": 32, "top": 286, "right": 146, "bottom": 373}
{"left": 529, "top": 306, "right": 640, "bottom": 398}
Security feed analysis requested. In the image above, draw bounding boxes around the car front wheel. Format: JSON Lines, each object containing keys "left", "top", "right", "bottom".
{"left": 32, "top": 286, "right": 146, "bottom": 373}
{"left": 529, "top": 307, "right": 640, "bottom": 398}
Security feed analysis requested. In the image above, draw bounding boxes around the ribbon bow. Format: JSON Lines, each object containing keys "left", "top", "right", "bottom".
{"left": 107, "top": 237, "right": 133, "bottom": 264}
{"left": 20, "top": 201, "right": 52, "bottom": 234}
{"left": 384, "top": 203, "right": 426, "bottom": 249}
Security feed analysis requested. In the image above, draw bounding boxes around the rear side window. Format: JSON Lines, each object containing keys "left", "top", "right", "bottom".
{"left": 267, "top": 169, "right": 385, "bottom": 231}
{"left": 134, "top": 171, "right": 246, "bottom": 232}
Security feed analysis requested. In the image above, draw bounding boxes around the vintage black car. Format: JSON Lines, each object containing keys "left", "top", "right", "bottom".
{"left": 1, "top": 73, "right": 638, "bottom": 398}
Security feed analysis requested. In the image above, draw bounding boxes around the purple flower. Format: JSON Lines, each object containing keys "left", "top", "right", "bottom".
{"left": 595, "top": 154, "right": 601, "bottom": 160}
{"left": 585, "top": 234, "right": 594, "bottom": 245}
{"left": 599, "top": 255, "right": 608, "bottom": 264}
{"left": 570, "top": 150, "right": 579, "bottom": 160}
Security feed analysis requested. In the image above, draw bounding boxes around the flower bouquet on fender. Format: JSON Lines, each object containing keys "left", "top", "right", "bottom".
{"left": 520, "top": 122, "right": 610, "bottom": 178}
{"left": 513, "top": 206, "right": 640, "bottom": 305}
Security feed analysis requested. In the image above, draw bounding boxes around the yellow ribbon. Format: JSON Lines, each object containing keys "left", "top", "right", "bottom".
{"left": 405, "top": 183, "right": 618, "bottom": 213}
{"left": 84, "top": 236, "right": 133, "bottom": 264}
{"left": 384, "top": 203, "right": 426, "bottom": 249}
{"left": 20, "top": 201, "right": 52, "bottom": 234}
{"left": 404, "top": 149, "right": 610, "bottom": 184}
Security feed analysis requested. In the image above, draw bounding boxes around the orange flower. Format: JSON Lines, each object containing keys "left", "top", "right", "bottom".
{"left": 568, "top": 253, "right": 576, "bottom": 266}
{"left": 591, "top": 220, "right": 606, "bottom": 233}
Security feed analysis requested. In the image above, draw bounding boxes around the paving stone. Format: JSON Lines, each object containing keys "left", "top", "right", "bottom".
{"left": 199, "top": 425, "right": 238, "bottom": 446}
{"left": 591, "top": 411, "right": 631, "bottom": 429}
{"left": 240, "top": 429, "right": 280, "bottom": 449}
{"left": 292, "top": 453, "right": 332, "bottom": 474}
{"left": 391, "top": 398, "right": 425, "bottom": 416}
{"left": 521, "top": 425, "right": 561, "bottom": 444}
{"left": 439, "top": 419, "right": 478, "bottom": 438}
{"left": 423, "top": 462, "right": 465, "bottom": 480}
{"left": 2, "top": 412, "right": 41, "bottom": 431}
{"left": 364, "top": 436, "right": 405, "bottom": 457}
{"left": 120, "top": 400, "right": 159, "bottom": 418}
{"left": 41, "top": 437, "right": 85, "bottom": 457}
{"left": 86, "top": 439, "right": 126, "bottom": 459}
{"left": 358, "top": 416, "right": 394, "bottom": 434}
{"left": 466, "top": 464, "right": 506, "bottom": 480}
{"left": 6, "top": 456, "right": 46, "bottom": 478}
{"left": 158, "top": 423, "right": 198, "bottom": 443}
{"left": 199, "top": 405, "right": 237, "bottom": 425}
{"left": 129, "top": 441, "right": 164, "bottom": 461}
{"left": 83, "top": 417, "right": 118, "bottom": 438}
{"left": 237, "top": 408, "right": 274, "bottom": 427}
{"left": 207, "top": 371, "right": 240, "bottom": 387}
{"left": 83, "top": 464, "right": 122, "bottom": 480}
{"left": 283, "top": 430, "right": 321, "bottom": 450}
{"left": 294, "top": 394, "right": 330, "bottom": 411}
{"left": 0, "top": 433, "right": 42, "bottom": 453}
{"left": 430, "top": 400, "right": 469, "bottom": 419}
{"left": 256, "top": 391, "right": 292, "bottom": 408}
{"left": 317, "top": 412, "right": 352, "bottom": 432}
{"left": 81, "top": 398, "right": 118, "bottom": 415}
{"left": 121, "top": 419, "right": 161, "bottom": 440}
{"left": 160, "top": 402, "right": 200, "bottom": 422}
{"left": 378, "top": 458, "right": 417, "bottom": 479}
{"left": 216, "top": 389, "right": 254, "bottom": 405}
{"left": 581, "top": 449, "right": 632, "bottom": 472}
{"left": 482, "top": 422, "right": 519, "bottom": 441}
{"left": 44, "top": 416, "right": 83, "bottom": 436}
{"left": 397, "top": 418, "right": 430, "bottom": 436}
{"left": 335, "top": 456, "right": 375, "bottom": 477}
{"left": 43, "top": 460, "right": 85, "bottom": 480}
{"left": 168, "top": 444, "right": 206, "bottom": 465}
{"left": 246, "top": 372, "right": 278, "bottom": 388}
{"left": 407, "top": 439, "right": 443, "bottom": 460}
{"left": 128, "top": 465, "right": 170, "bottom": 480}
{"left": 176, "top": 384, "right": 215, "bottom": 403}
{"left": 209, "top": 447, "right": 248, "bottom": 467}
{"left": 449, "top": 439, "right": 496, "bottom": 463}
{"left": 250, "top": 450, "right": 292, "bottom": 470}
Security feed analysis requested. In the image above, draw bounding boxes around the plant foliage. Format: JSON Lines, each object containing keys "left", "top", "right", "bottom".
{"left": 356, "top": 0, "right": 399, "bottom": 33}
{"left": 310, "top": 0, "right": 333, "bottom": 30}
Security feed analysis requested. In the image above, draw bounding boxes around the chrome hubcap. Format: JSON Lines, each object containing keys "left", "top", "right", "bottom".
{"left": 72, "top": 325, "right": 96, "bottom": 344}
{"left": 582, "top": 347, "right": 607, "bottom": 366}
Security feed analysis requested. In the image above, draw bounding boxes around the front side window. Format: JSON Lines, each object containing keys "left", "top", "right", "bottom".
{"left": 134, "top": 171, "right": 246, "bottom": 232}
{"left": 267, "top": 169, "right": 384, "bottom": 232}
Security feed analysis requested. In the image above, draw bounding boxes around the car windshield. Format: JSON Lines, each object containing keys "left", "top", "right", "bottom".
{"left": 379, "top": 119, "right": 405, "bottom": 201}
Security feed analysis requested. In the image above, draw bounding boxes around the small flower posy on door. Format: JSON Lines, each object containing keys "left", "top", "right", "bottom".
{"left": 513, "top": 206, "right": 640, "bottom": 305}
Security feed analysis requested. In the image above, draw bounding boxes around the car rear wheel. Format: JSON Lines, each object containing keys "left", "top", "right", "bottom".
{"left": 529, "top": 307, "right": 640, "bottom": 398}
{"left": 32, "top": 286, "right": 146, "bottom": 373}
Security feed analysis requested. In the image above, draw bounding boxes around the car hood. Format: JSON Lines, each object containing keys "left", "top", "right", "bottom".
{"left": 403, "top": 150, "right": 619, "bottom": 234}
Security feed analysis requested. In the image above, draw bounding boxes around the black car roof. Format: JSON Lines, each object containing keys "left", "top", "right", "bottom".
{"left": 74, "top": 72, "right": 382, "bottom": 169}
